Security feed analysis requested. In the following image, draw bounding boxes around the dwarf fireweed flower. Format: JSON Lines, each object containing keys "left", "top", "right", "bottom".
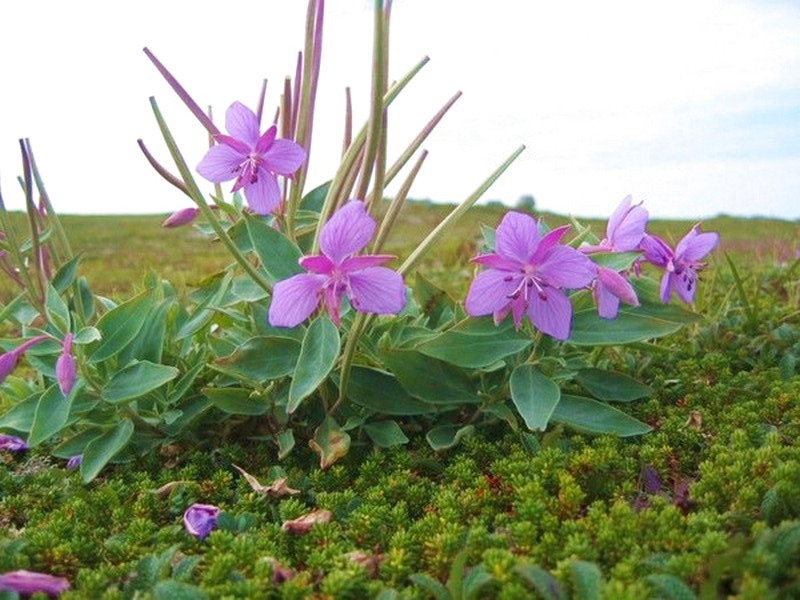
{"left": 66, "top": 454, "right": 82, "bottom": 469}
{"left": 582, "top": 194, "right": 649, "bottom": 254}
{"left": 594, "top": 266, "right": 639, "bottom": 319}
{"left": 183, "top": 503, "right": 220, "bottom": 540}
{"left": 0, "top": 570, "right": 70, "bottom": 596}
{"left": 641, "top": 224, "right": 719, "bottom": 304}
{"left": 0, "top": 434, "right": 28, "bottom": 452}
{"left": 56, "top": 333, "right": 76, "bottom": 396}
{"left": 269, "top": 201, "right": 406, "bottom": 328}
{"left": 196, "top": 102, "right": 306, "bottom": 215}
{"left": 465, "top": 211, "right": 597, "bottom": 340}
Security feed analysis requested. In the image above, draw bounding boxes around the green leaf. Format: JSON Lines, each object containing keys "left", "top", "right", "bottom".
{"left": 379, "top": 347, "right": 480, "bottom": 405}
{"left": 73, "top": 326, "right": 101, "bottom": 345}
{"left": 51, "top": 256, "right": 81, "bottom": 293}
{"left": 309, "top": 416, "right": 351, "bottom": 469}
{"left": 409, "top": 573, "right": 449, "bottom": 600}
{"left": 80, "top": 418, "right": 134, "bottom": 482}
{"left": 569, "top": 302, "right": 700, "bottom": 346}
{"left": 644, "top": 574, "right": 697, "bottom": 600}
{"left": 212, "top": 336, "right": 301, "bottom": 384}
{"left": 203, "top": 387, "right": 269, "bottom": 415}
{"left": 176, "top": 272, "right": 232, "bottom": 340}
{"left": 510, "top": 365, "right": 560, "bottom": 431}
{"left": 552, "top": 395, "right": 652, "bottom": 437}
{"left": 245, "top": 214, "right": 303, "bottom": 284}
{"left": 288, "top": 317, "right": 340, "bottom": 413}
{"left": 119, "top": 298, "right": 173, "bottom": 364}
{"left": 0, "top": 393, "right": 39, "bottom": 432}
{"left": 77, "top": 277, "right": 95, "bottom": 321}
{"left": 101, "top": 361, "right": 179, "bottom": 404}
{"left": 588, "top": 251, "right": 640, "bottom": 271}
{"left": 28, "top": 384, "right": 75, "bottom": 446}
{"left": 462, "top": 565, "right": 494, "bottom": 600}
{"left": 300, "top": 180, "right": 329, "bottom": 212}
{"left": 276, "top": 429, "right": 295, "bottom": 460}
{"left": 152, "top": 580, "right": 208, "bottom": 600}
{"left": 413, "top": 271, "right": 456, "bottom": 328}
{"left": 417, "top": 318, "right": 531, "bottom": 368}
{"left": 363, "top": 420, "right": 409, "bottom": 447}
{"left": 89, "top": 291, "right": 153, "bottom": 362}
{"left": 426, "top": 423, "right": 475, "bottom": 450}
{"left": 45, "top": 283, "right": 70, "bottom": 334}
{"left": 569, "top": 560, "right": 603, "bottom": 600}
{"left": 345, "top": 366, "right": 437, "bottom": 415}
{"left": 515, "top": 564, "right": 566, "bottom": 600}
{"left": 575, "top": 368, "right": 652, "bottom": 402}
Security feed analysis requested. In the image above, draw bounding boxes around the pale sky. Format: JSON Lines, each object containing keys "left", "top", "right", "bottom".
{"left": 0, "top": 0, "right": 798, "bottom": 220}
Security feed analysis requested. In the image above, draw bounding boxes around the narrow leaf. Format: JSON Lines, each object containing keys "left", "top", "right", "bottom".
{"left": 551, "top": 395, "right": 652, "bottom": 437}
{"left": 28, "top": 384, "right": 74, "bottom": 446}
{"left": 89, "top": 291, "right": 153, "bottom": 362}
{"left": 101, "top": 361, "right": 179, "bottom": 404}
{"left": 363, "top": 420, "right": 409, "bottom": 447}
{"left": 575, "top": 368, "right": 652, "bottom": 402}
{"left": 309, "top": 416, "right": 351, "bottom": 469}
{"left": 245, "top": 214, "right": 304, "bottom": 284}
{"left": 80, "top": 418, "right": 134, "bottom": 482}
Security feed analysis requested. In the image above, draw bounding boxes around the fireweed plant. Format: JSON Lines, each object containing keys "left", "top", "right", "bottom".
{"left": 0, "top": 0, "right": 718, "bottom": 483}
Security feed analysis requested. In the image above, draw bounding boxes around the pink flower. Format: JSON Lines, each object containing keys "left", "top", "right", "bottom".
{"left": 56, "top": 333, "right": 76, "bottom": 396}
{"left": 581, "top": 195, "right": 649, "bottom": 254}
{"left": 196, "top": 102, "right": 306, "bottom": 215}
{"left": 641, "top": 224, "right": 719, "bottom": 304}
{"left": 0, "top": 570, "right": 70, "bottom": 596}
{"left": 465, "top": 212, "right": 597, "bottom": 340}
{"left": 268, "top": 201, "right": 406, "bottom": 328}
{"left": 183, "top": 503, "right": 220, "bottom": 540}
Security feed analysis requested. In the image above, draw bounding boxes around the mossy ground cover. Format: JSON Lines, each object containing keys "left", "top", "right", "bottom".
{"left": 1, "top": 207, "right": 799, "bottom": 598}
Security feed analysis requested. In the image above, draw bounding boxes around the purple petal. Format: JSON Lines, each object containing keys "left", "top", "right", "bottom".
{"left": 183, "top": 503, "right": 220, "bottom": 540}
{"left": 197, "top": 145, "right": 244, "bottom": 183}
{"left": 672, "top": 269, "right": 698, "bottom": 304}
{"left": 213, "top": 134, "right": 251, "bottom": 155}
{"left": 340, "top": 254, "right": 395, "bottom": 272}
{"left": 244, "top": 170, "right": 281, "bottom": 215}
{"left": 0, "top": 434, "right": 28, "bottom": 452}
{"left": 640, "top": 234, "right": 673, "bottom": 267}
{"left": 162, "top": 207, "right": 199, "bottom": 228}
{"left": 225, "top": 102, "right": 260, "bottom": 147}
{"left": 606, "top": 195, "right": 633, "bottom": 241}
{"left": 494, "top": 211, "right": 540, "bottom": 264}
{"left": 262, "top": 139, "right": 306, "bottom": 175}
{"left": 269, "top": 274, "right": 325, "bottom": 328}
{"left": 529, "top": 225, "right": 571, "bottom": 264}
{"left": 299, "top": 255, "right": 334, "bottom": 274}
{"left": 597, "top": 267, "right": 639, "bottom": 306}
{"left": 537, "top": 245, "right": 597, "bottom": 289}
{"left": 347, "top": 267, "right": 406, "bottom": 315}
{"left": 66, "top": 454, "right": 82, "bottom": 470}
{"left": 320, "top": 201, "right": 376, "bottom": 263}
{"left": 471, "top": 253, "right": 519, "bottom": 271}
{"left": 465, "top": 269, "right": 519, "bottom": 317}
{"left": 527, "top": 287, "right": 573, "bottom": 340}
{"left": 659, "top": 271, "right": 673, "bottom": 303}
{"left": 254, "top": 126, "right": 278, "bottom": 155}
{"left": 594, "top": 282, "right": 622, "bottom": 319}
{"left": 0, "top": 570, "right": 70, "bottom": 595}
{"left": 675, "top": 226, "right": 719, "bottom": 262}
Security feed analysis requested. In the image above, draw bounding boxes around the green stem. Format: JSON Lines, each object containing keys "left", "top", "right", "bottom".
{"left": 149, "top": 97, "right": 274, "bottom": 294}
{"left": 399, "top": 145, "right": 526, "bottom": 276}
{"left": 372, "top": 150, "right": 427, "bottom": 254}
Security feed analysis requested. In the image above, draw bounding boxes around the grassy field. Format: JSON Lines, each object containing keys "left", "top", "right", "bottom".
{"left": 1, "top": 204, "right": 796, "bottom": 302}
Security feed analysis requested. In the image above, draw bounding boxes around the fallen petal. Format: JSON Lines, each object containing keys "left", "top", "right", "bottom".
{"left": 183, "top": 503, "right": 220, "bottom": 540}
{"left": 281, "top": 508, "right": 332, "bottom": 534}
{"left": 0, "top": 434, "right": 28, "bottom": 452}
